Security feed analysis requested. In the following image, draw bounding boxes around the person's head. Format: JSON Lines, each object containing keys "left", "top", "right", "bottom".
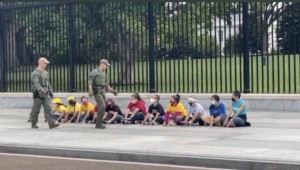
{"left": 106, "top": 98, "right": 115, "bottom": 107}
{"left": 232, "top": 90, "right": 241, "bottom": 102}
{"left": 150, "top": 94, "right": 160, "bottom": 104}
{"left": 99, "top": 59, "right": 110, "bottom": 71}
{"left": 38, "top": 56, "right": 50, "bottom": 69}
{"left": 52, "top": 98, "right": 62, "bottom": 107}
{"left": 170, "top": 94, "right": 180, "bottom": 105}
{"left": 188, "top": 96, "right": 197, "bottom": 106}
{"left": 81, "top": 96, "right": 89, "bottom": 105}
{"left": 131, "top": 93, "right": 143, "bottom": 104}
{"left": 211, "top": 95, "right": 220, "bottom": 105}
{"left": 67, "top": 96, "right": 76, "bottom": 105}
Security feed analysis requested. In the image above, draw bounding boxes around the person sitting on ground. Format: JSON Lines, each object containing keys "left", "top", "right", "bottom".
{"left": 163, "top": 94, "right": 187, "bottom": 126}
{"left": 181, "top": 96, "right": 205, "bottom": 126}
{"left": 124, "top": 93, "right": 147, "bottom": 124}
{"left": 203, "top": 95, "right": 227, "bottom": 127}
{"left": 103, "top": 98, "right": 124, "bottom": 124}
{"left": 222, "top": 91, "right": 250, "bottom": 127}
{"left": 64, "top": 96, "right": 82, "bottom": 123}
{"left": 52, "top": 98, "right": 67, "bottom": 122}
{"left": 77, "top": 96, "right": 95, "bottom": 124}
{"left": 142, "top": 94, "right": 165, "bottom": 125}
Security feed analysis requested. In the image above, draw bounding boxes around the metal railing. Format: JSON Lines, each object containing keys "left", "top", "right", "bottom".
{"left": 0, "top": 2, "right": 299, "bottom": 93}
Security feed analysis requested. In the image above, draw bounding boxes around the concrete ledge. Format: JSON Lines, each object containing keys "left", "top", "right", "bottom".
{"left": 0, "top": 144, "right": 299, "bottom": 170}
{"left": 0, "top": 93, "right": 300, "bottom": 112}
{"left": 1, "top": 93, "right": 300, "bottom": 100}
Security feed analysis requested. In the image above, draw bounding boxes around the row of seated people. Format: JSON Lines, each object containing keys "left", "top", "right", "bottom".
{"left": 52, "top": 91, "right": 250, "bottom": 127}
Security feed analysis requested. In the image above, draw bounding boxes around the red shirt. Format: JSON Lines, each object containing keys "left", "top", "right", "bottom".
{"left": 127, "top": 100, "right": 147, "bottom": 115}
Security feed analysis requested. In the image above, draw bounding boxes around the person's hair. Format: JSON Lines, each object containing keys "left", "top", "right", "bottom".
{"left": 154, "top": 94, "right": 160, "bottom": 102}
{"left": 211, "top": 95, "right": 220, "bottom": 102}
{"left": 131, "top": 93, "right": 143, "bottom": 101}
{"left": 171, "top": 94, "right": 181, "bottom": 102}
{"left": 233, "top": 90, "right": 241, "bottom": 98}
{"left": 81, "top": 96, "right": 88, "bottom": 102}
{"left": 106, "top": 98, "right": 115, "bottom": 105}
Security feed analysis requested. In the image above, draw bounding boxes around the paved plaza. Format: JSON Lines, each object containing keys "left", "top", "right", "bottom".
{"left": 0, "top": 108, "right": 300, "bottom": 169}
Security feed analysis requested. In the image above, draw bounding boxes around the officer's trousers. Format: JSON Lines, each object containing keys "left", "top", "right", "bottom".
{"left": 94, "top": 93, "right": 106, "bottom": 128}
{"left": 29, "top": 94, "right": 56, "bottom": 128}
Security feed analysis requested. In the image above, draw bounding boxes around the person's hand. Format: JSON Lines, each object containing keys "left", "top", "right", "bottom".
{"left": 88, "top": 89, "right": 93, "bottom": 97}
{"left": 49, "top": 92, "right": 54, "bottom": 99}
{"left": 81, "top": 120, "right": 86, "bottom": 124}
{"left": 106, "top": 121, "right": 111, "bottom": 124}
{"left": 226, "top": 119, "right": 233, "bottom": 128}
{"left": 111, "top": 90, "right": 118, "bottom": 96}
{"left": 188, "top": 121, "right": 193, "bottom": 125}
{"left": 210, "top": 123, "right": 213, "bottom": 127}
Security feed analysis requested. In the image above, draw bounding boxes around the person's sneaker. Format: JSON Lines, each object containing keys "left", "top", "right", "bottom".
{"left": 28, "top": 118, "right": 32, "bottom": 122}
{"left": 44, "top": 119, "right": 48, "bottom": 122}
{"left": 49, "top": 123, "right": 59, "bottom": 129}
{"left": 31, "top": 123, "right": 39, "bottom": 129}
{"left": 96, "top": 124, "right": 106, "bottom": 129}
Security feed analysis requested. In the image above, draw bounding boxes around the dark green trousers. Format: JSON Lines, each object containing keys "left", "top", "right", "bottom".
{"left": 94, "top": 92, "right": 106, "bottom": 128}
{"left": 29, "top": 94, "right": 56, "bottom": 127}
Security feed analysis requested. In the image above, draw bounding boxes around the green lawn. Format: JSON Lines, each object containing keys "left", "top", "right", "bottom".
{"left": 6, "top": 54, "right": 300, "bottom": 93}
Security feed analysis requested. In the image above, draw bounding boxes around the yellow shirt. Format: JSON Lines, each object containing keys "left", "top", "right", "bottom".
{"left": 81, "top": 102, "right": 95, "bottom": 114}
{"left": 66, "top": 103, "right": 82, "bottom": 113}
{"left": 53, "top": 105, "right": 67, "bottom": 113}
{"left": 166, "top": 102, "right": 187, "bottom": 117}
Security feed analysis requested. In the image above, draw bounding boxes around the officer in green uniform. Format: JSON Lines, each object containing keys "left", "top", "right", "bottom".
{"left": 29, "top": 57, "right": 59, "bottom": 129}
{"left": 88, "top": 59, "right": 117, "bottom": 129}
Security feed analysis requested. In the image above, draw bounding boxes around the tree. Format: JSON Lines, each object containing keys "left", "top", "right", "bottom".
{"left": 277, "top": 2, "right": 300, "bottom": 54}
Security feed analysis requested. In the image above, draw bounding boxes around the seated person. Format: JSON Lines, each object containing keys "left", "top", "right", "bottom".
{"left": 163, "top": 94, "right": 187, "bottom": 126}
{"left": 124, "top": 93, "right": 147, "bottom": 124}
{"left": 204, "top": 95, "right": 226, "bottom": 126}
{"left": 52, "top": 98, "right": 67, "bottom": 122}
{"left": 222, "top": 91, "right": 250, "bottom": 127}
{"left": 142, "top": 94, "right": 165, "bottom": 125}
{"left": 64, "top": 96, "right": 82, "bottom": 123}
{"left": 78, "top": 96, "right": 95, "bottom": 123}
{"left": 181, "top": 96, "right": 205, "bottom": 126}
{"left": 103, "top": 98, "right": 123, "bottom": 124}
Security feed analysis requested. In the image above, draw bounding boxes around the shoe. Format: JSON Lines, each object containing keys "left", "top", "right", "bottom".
{"left": 49, "top": 123, "right": 60, "bottom": 129}
{"left": 44, "top": 119, "right": 48, "bottom": 122}
{"left": 28, "top": 118, "right": 32, "bottom": 122}
{"left": 31, "top": 123, "right": 39, "bottom": 129}
{"left": 95, "top": 124, "right": 106, "bottom": 129}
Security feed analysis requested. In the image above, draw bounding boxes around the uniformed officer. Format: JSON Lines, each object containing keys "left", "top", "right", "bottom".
{"left": 29, "top": 57, "right": 59, "bottom": 129}
{"left": 88, "top": 59, "right": 117, "bottom": 129}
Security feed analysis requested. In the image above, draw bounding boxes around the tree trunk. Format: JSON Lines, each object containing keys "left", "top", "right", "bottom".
{"left": 117, "top": 22, "right": 133, "bottom": 85}
{"left": 262, "top": 12, "right": 268, "bottom": 56}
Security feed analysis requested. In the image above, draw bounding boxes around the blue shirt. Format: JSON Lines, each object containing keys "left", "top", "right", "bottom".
{"left": 232, "top": 99, "right": 247, "bottom": 115}
{"left": 209, "top": 102, "right": 226, "bottom": 117}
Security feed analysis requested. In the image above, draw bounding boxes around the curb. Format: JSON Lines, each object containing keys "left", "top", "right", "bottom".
{"left": 0, "top": 144, "right": 299, "bottom": 170}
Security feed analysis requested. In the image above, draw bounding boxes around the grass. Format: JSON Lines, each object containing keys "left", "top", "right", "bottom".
{"left": 6, "top": 54, "right": 300, "bottom": 93}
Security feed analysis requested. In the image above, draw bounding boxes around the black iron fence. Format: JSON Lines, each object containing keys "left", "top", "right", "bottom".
{"left": 0, "top": 2, "right": 299, "bottom": 93}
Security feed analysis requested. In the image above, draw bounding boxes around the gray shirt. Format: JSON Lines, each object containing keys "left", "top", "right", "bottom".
{"left": 187, "top": 103, "right": 205, "bottom": 117}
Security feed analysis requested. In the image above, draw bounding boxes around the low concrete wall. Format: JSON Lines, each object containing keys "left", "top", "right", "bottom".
{"left": 0, "top": 93, "right": 300, "bottom": 112}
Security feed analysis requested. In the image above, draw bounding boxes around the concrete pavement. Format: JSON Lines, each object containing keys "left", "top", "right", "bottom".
{"left": 0, "top": 108, "right": 300, "bottom": 169}
{"left": 0, "top": 153, "right": 229, "bottom": 170}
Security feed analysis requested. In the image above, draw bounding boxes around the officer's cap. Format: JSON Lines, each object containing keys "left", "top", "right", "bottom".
{"left": 99, "top": 59, "right": 110, "bottom": 66}
{"left": 39, "top": 57, "right": 50, "bottom": 64}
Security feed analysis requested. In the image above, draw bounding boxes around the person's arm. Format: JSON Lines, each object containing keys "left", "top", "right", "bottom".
{"left": 224, "top": 103, "right": 233, "bottom": 127}
{"left": 82, "top": 110, "right": 91, "bottom": 122}
{"left": 108, "top": 112, "right": 118, "bottom": 123}
{"left": 189, "top": 112, "right": 200, "bottom": 124}
{"left": 124, "top": 108, "right": 130, "bottom": 119}
{"left": 76, "top": 112, "right": 81, "bottom": 123}
{"left": 210, "top": 115, "right": 214, "bottom": 126}
{"left": 88, "top": 72, "right": 95, "bottom": 97}
{"left": 31, "top": 72, "right": 44, "bottom": 92}
{"left": 233, "top": 103, "right": 246, "bottom": 118}
{"left": 130, "top": 107, "right": 141, "bottom": 118}
{"left": 143, "top": 113, "right": 150, "bottom": 122}
{"left": 103, "top": 112, "right": 108, "bottom": 120}
{"left": 184, "top": 111, "right": 190, "bottom": 122}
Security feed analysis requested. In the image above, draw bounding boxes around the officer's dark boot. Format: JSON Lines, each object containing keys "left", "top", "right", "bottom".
{"left": 31, "top": 122, "right": 39, "bottom": 129}
{"left": 49, "top": 123, "right": 59, "bottom": 129}
{"left": 96, "top": 122, "right": 106, "bottom": 129}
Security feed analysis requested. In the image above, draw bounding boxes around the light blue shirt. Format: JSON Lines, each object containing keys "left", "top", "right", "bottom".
{"left": 187, "top": 103, "right": 205, "bottom": 116}
{"left": 232, "top": 99, "right": 247, "bottom": 115}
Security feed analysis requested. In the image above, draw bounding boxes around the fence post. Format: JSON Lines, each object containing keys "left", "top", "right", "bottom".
{"left": 242, "top": 2, "right": 250, "bottom": 93}
{"left": 148, "top": 2, "right": 156, "bottom": 93}
{"left": 0, "top": 10, "right": 7, "bottom": 92}
{"left": 68, "top": 2, "right": 76, "bottom": 92}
